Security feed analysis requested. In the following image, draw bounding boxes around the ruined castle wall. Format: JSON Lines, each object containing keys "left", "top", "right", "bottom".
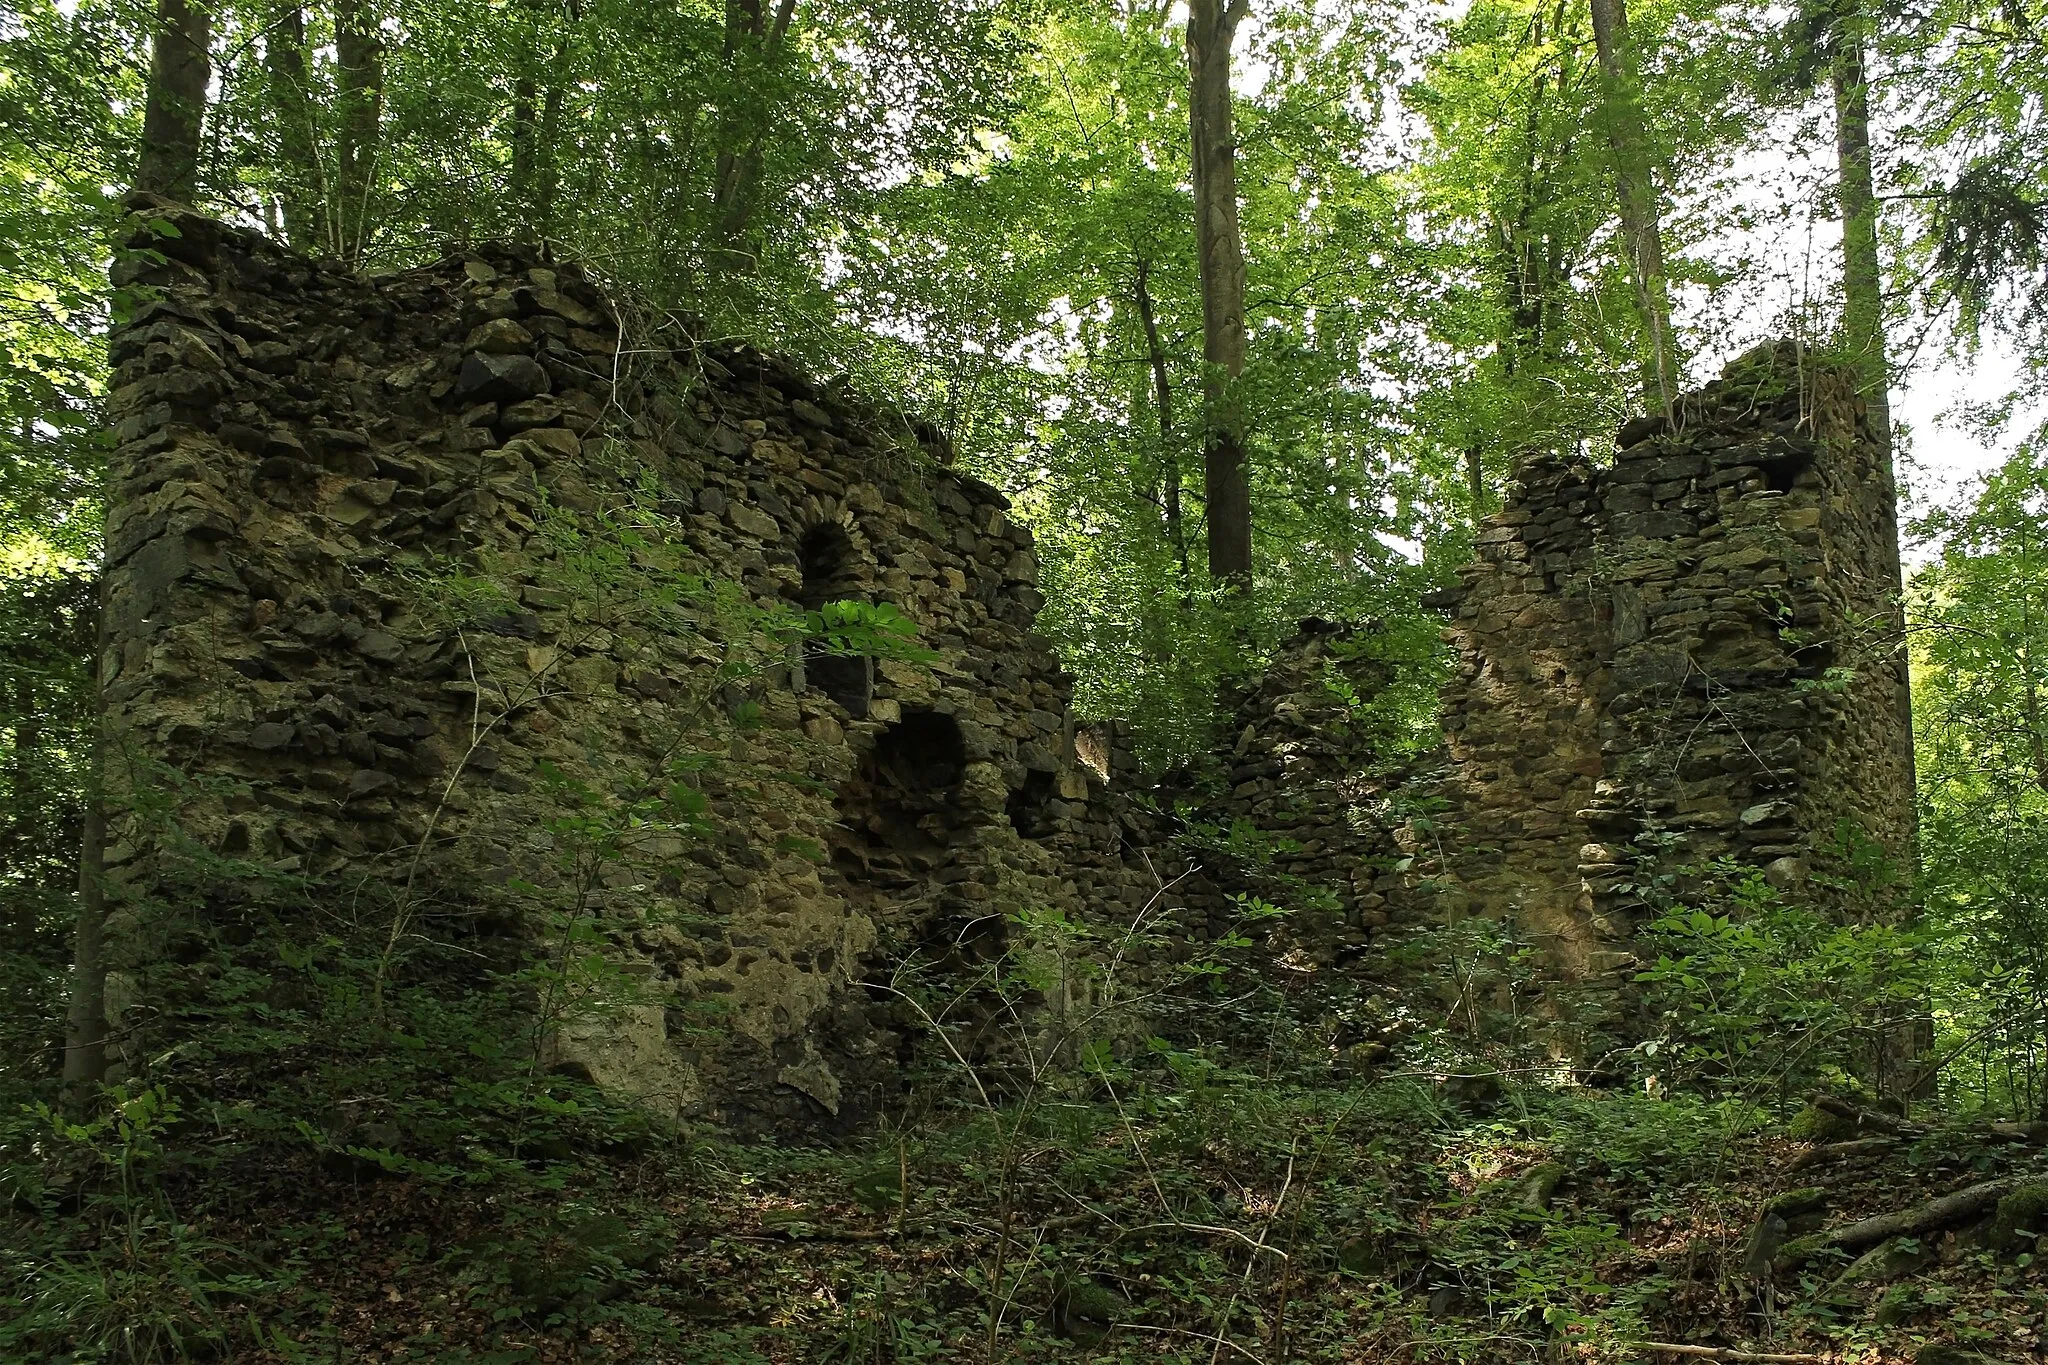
{"left": 1145, "top": 624, "right": 1412, "bottom": 968}
{"left": 1431, "top": 346, "right": 1915, "bottom": 983}
{"left": 95, "top": 199, "right": 1915, "bottom": 1117}
{"left": 97, "top": 200, "right": 1162, "bottom": 1132}
{"left": 1432, "top": 458, "right": 1617, "bottom": 976}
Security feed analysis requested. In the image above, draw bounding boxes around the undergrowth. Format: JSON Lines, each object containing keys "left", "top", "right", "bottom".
{"left": 10, "top": 861, "right": 2043, "bottom": 1364}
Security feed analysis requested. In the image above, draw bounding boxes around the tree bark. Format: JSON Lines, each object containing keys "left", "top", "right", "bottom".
{"left": 1830, "top": 8, "right": 1917, "bottom": 889}
{"left": 1831, "top": 18, "right": 1892, "bottom": 455}
{"left": 1588, "top": 0, "right": 1678, "bottom": 416}
{"left": 710, "top": 0, "right": 799, "bottom": 267}
{"left": 135, "top": 0, "right": 211, "bottom": 201}
{"left": 263, "top": 5, "right": 323, "bottom": 249}
{"left": 1133, "top": 256, "right": 1190, "bottom": 581}
{"left": 62, "top": 599, "right": 107, "bottom": 1100}
{"left": 536, "top": 81, "right": 565, "bottom": 240}
{"left": 1777, "top": 1176, "right": 2020, "bottom": 1268}
{"left": 1186, "top": 0, "right": 1253, "bottom": 587}
{"left": 333, "top": 0, "right": 386, "bottom": 262}
{"left": 511, "top": 71, "right": 538, "bottom": 226}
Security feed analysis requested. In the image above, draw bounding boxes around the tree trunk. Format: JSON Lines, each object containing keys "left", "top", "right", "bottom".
{"left": 264, "top": 5, "right": 323, "bottom": 249}
{"left": 62, "top": 605, "right": 107, "bottom": 1100}
{"left": 1186, "top": 0, "right": 1252, "bottom": 587}
{"left": 1495, "top": 23, "right": 1570, "bottom": 374}
{"left": 1133, "top": 256, "right": 1190, "bottom": 581}
{"left": 135, "top": 0, "right": 211, "bottom": 201}
{"left": 1830, "top": 9, "right": 1911, "bottom": 757}
{"left": 333, "top": 0, "right": 386, "bottom": 262}
{"left": 511, "top": 71, "right": 538, "bottom": 227}
{"left": 1830, "top": 10, "right": 1920, "bottom": 1087}
{"left": 1831, "top": 20, "right": 1892, "bottom": 455}
{"left": 536, "top": 81, "right": 565, "bottom": 241}
{"left": 711, "top": 0, "right": 799, "bottom": 268}
{"left": 1588, "top": 0, "right": 1678, "bottom": 416}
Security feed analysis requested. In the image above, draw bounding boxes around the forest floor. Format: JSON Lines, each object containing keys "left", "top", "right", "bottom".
{"left": 47, "top": 1064, "right": 2040, "bottom": 1365}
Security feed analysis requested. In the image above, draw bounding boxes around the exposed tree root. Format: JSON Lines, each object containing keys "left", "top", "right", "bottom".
{"left": 1776, "top": 1176, "right": 2023, "bottom": 1269}
{"left": 1638, "top": 1344, "right": 1828, "bottom": 1362}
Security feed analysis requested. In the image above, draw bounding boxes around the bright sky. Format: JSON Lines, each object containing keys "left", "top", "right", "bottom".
{"left": 1894, "top": 339, "right": 2030, "bottom": 522}
{"left": 1674, "top": 112, "right": 2030, "bottom": 551}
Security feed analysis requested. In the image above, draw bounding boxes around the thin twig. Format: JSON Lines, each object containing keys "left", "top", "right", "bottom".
{"left": 1122, "top": 1323, "right": 1265, "bottom": 1363}
{"left": 1635, "top": 1345, "right": 1828, "bottom": 1363}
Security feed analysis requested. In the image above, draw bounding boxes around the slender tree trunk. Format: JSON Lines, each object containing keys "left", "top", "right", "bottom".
{"left": 62, "top": 605, "right": 107, "bottom": 1100}
{"left": 710, "top": 0, "right": 798, "bottom": 267}
{"left": 1829, "top": 10, "right": 1907, "bottom": 721}
{"left": 537, "top": 82, "right": 565, "bottom": 241}
{"left": 1588, "top": 0, "right": 1677, "bottom": 416}
{"left": 511, "top": 71, "right": 538, "bottom": 226}
{"left": 1497, "top": 30, "right": 1554, "bottom": 369}
{"left": 1133, "top": 257, "right": 1190, "bottom": 581}
{"left": 333, "top": 0, "right": 386, "bottom": 262}
{"left": 1465, "top": 444, "right": 1486, "bottom": 522}
{"left": 11, "top": 676, "right": 36, "bottom": 839}
{"left": 264, "top": 5, "right": 323, "bottom": 249}
{"left": 1830, "top": 10, "right": 1919, "bottom": 1089}
{"left": 1186, "top": 0, "right": 1252, "bottom": 587}
{"left": 1831, "top": 19, "right": 1892, "bottom": 455}
{"left": 135, "top": 0, "right": 211, "bottom": 201}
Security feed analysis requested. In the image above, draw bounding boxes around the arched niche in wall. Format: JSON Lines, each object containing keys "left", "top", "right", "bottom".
{"left": 793, "top": 522, "right": 872, "bottom": 718}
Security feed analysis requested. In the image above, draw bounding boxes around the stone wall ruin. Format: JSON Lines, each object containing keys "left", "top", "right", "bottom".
{"left": 94, "top": 201, "right": 1914, "bottom": 1126}
{"left": 1425, "top": 343, "right": 1915, "bottom": 990}
{"left": 97, "top": 198, "right": 1160, "bottom": 1132}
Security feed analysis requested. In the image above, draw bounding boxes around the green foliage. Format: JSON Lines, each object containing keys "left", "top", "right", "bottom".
{"left": 803, "top": 599, "right": 938, "bottom": 664}
{"left": 1632, "top": 859, "right": 1930, "bottom": 1098}
{"left": 1320, "top": 618, "right": 1459, "bottom": 768}
{"left": 1913, "top": 448, "right": 2048, "bottom": 1115}
{"left": 8, "top": 0, "right": 2048, "bottom": 1356}
{"left": 3, "top": 1086, "right": 263, "bottom": 1364}
{"left": 0, "top": 567, "right": 92, "bottom": 1096}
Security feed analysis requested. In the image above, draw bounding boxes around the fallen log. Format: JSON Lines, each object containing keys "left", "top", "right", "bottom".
{"left": 1812, "top": 1095, "right": 1919, "bottom": 1136}
{"left": 1786, "top": 1135, "right": 1896, "bottom": 1171}
{"left": 1776, "top": 1176, "right": 2022, "bottom": 1269}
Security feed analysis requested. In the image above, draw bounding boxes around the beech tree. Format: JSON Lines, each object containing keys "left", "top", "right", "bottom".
{"left": 1588, "top": 0, "right": 1677, "bottom": 414}
{"left": 133, "top": 0, "right": 209, "bottom": 198}
{"left": 1186, "top": 0, "right": 1253, "bottom": 587}
{"left": 1829, "top": 2, "right": 1891, "bottom": 452}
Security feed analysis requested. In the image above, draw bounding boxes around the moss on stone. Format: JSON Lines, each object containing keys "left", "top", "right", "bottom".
{"left": 1765, "top": 1185, "right": 1829, "bottom": 1219}
{"left": 1789, "top": 1102, "right": 1856, "bottom": 1143}
{"left": 1991, "top": 1179, "right": 2048, "bottom": 1253}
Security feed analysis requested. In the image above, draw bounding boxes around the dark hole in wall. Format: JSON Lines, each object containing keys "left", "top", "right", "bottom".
{"left": 809, "top": 654, "right": 873, "bottom": 718}
{"left": 873, "top": 710, "right": 966, "bottom": 793}
{"left": 797, "top": 525, "right": 862, "bottom": 610}
{"left": 832, "top": 711, "right": 968, "bottom": 872}
{"left": 1758, "top": 444, "right": 1815, "bottom": 494}
{"left": 1007, "top": 769, "right": 1057, "bottom": 839}
{"left": 794, "top": 523, "right": 872, "bottom": 716}
{"left": 1789, "top": 638, "right": 1837, "bottom": 675}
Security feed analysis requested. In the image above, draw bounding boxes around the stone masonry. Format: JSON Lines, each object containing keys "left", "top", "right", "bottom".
{"left": 95, "top": 197, "right": 1164, "bottom": 1133}
{"left": 95, "top": 200, "right": 1914, "bottom": 1124}
{"left": 1144, "top": 621, "right": 1414, "bottom": 971}
{"left": 1425, "top": 343, "right": 1915, "bottom": 986}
